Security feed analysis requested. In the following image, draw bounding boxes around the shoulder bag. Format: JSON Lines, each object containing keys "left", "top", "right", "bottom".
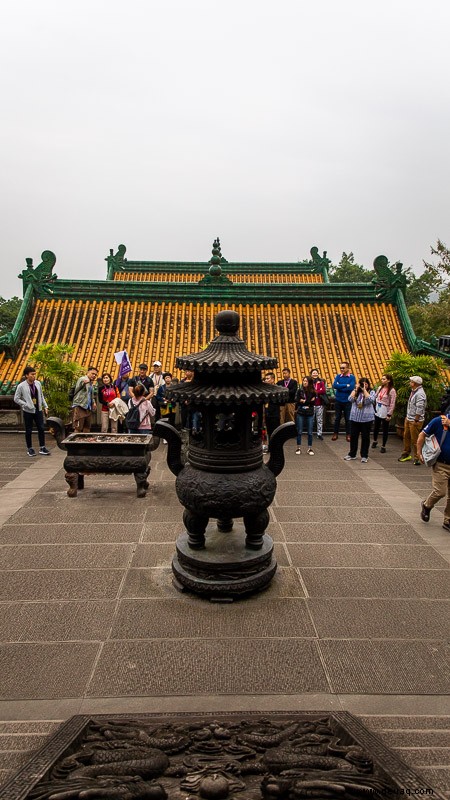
{"left": 422, "top": 428, "right": 448, "bottom": 467}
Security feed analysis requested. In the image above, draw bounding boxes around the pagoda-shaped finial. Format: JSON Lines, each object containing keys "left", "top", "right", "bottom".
{"left": 209, "top": 237, "right": 222, "bottom": 276}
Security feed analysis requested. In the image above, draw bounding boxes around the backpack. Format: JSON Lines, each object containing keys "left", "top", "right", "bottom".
{"left": 125, "top": 401, "right": 142, "bottom": 431}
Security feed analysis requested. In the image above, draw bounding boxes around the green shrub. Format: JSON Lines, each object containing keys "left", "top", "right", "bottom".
{"left": 30, "top": 343, "right": 84, "bottom": 420}
{"left": 384, "top": 351, "right": 447, "bottom": 423}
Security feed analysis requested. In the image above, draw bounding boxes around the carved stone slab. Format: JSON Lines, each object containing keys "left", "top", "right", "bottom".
{"left": 1, "top": 712, "right": 443, "bottom": 799}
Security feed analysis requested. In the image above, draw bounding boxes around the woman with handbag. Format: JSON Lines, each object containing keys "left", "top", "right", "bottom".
{"left": 295, "top": 377, "right": 317, "bottom": 455}
{"left": 371, "top": 373, "right": 396, "bottom": 453}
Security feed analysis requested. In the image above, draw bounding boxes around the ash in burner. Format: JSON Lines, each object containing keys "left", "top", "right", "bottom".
{"left": 70, "top": 434, "right": 151, "bottom": 444}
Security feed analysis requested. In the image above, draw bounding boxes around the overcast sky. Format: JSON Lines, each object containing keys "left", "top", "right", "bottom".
{"left": 1, "top": 0, "right": 449, "bottom": 298}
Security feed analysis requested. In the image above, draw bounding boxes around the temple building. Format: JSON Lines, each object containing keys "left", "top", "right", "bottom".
{"left": 0, "top": 239, "right": 448, "bottom": 393}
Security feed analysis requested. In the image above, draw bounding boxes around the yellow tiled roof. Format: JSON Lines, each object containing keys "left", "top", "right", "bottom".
{"left": 0, "top": 299, "right": 408, "bottom": 387}
{"left": 115, "top": 272, "right": 324, "bottom": 284}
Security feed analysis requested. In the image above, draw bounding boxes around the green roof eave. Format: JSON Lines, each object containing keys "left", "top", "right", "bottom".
{"left": 36, "top": 278, "right": 380, "bottom": 304}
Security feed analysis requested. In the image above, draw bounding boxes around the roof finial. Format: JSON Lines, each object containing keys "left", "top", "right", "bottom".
{"left": 209, "top": 238, "right": 222, "bottom": 275}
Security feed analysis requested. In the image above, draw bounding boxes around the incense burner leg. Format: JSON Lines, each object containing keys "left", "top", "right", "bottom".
{"left": 244, "top": 509, "right": 270, "bottom": 550}
{"left": 65, "top": 472, "right": 79, "bottom": 498}
{"left": 134, "top": 468, "right": 150, "bottom": 498}
{"left": 183, "top": 509, "right": 208, "bottom": 549}
{"left": 217, "top": 517, "right": 234, "bottom": 533}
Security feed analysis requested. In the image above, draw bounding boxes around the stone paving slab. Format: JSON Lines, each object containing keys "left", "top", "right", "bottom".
{"left": 379, "top": 730, "right": 450, "bottom": 747}
{"left": 360, "top": 715, "right": 450, "bottom": 730}
{"left": 0, "top": 600, "right": 117, "bottom": 642}
{"left": 0, "top": 722, "right": 60, "bottom": 733}
{"left": 274, "top": 491, "right": 389, "bottom": 507}
{"left": 7, "top": 507, "right": 147, "bottom": 524}
{"left": 0, "top": 570, "right": 124, "bottom": 600}
{"left": 288, "top": 542, "right": 448, "bottom": 568}
{"left": 87, "top": 639, "right": 329, "bottom": 695}
{"left": 277, "top": 469, "right": 366, "bottom": 481}
{"left": 0, "top": 643, "right": 101, "bottom": 699}
{"left": 276, "top": 479, "right": 372, "bottom": 492}
{"left": 281, "top": 522, "right": 425, "bottom": 544}
{"left": 319, "top": 640, "right": 450, "bottom": 694}
{"left": 301, "top": 568, "right": 450, "bottom": 598}
{"left": 0, "top": 543, "right": 133, "bottom": 570}
{"left": 0, "top": 523, "right": 143, "bottom": 544}
{"left": 396, "top": 748, "right": 450, "bottom": 767}
{"left": 275, "top": 506, "right": 405, "bottom": 523}
{"left": 309, "top": 598, "right": 450, "bottom": 639}
{"left": 110, "top": 597, "right": 316, "bottom": 639}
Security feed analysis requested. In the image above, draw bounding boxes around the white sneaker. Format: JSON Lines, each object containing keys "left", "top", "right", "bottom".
{"left": 295, "top": 448, "right": 301, "bottom": 455}
{"left": 307, "top": 448, "right": 315, "bottom": 456}
{"left": 361, "top": 457, "right": 368, "bottom": 463}
{"left": 344, "top": 455, "right": 357, "bottom": 460}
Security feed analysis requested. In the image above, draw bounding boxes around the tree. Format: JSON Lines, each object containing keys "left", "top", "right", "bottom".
{"left": 423, "top": 239, "right": 450, "bottom": 284}
{"left": 384, "top": 351, "right": 447, "bottom": 422}
{"left": 30, "top": 343, "right": 84, "bottom": 420}
{"left": 328, "top": 252, "right": 374, "bottom": 283}
{"left": 405, "top": 240, "right": 450, "bottom": 337}
{"left": 408, "top": 288, "right": 450, "bottom": 340}
{"left": 0, "top": 296, "right": 22, "bottom": 336}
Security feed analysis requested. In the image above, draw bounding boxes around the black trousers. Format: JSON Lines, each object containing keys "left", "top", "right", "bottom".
{"left": 334, "top": 400, "right": 351, "bottom": 434}
{"left": 349, "top": 420, "right": 372, "bottom": 458}
{"left": 373, "top": 415, "right": 389, "bottom": 446}
{"left": 23, "top": 410, "right": 46, "bottom": 449}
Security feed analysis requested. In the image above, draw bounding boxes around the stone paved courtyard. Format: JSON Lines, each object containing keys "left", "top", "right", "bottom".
{"left": 0, "top": 431, "right": 449, "bottom": 795}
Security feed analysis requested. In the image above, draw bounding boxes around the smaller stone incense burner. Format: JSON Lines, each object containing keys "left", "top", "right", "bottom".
{"left": 155, "top": 309, "right": 295, "bottom": 598}
{"left": 47, "top": 420, "right": 159, "bottom": 498}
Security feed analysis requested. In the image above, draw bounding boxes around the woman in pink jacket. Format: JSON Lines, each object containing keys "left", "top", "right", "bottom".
{"left": 126, "top": 383, "right": 155, "bottom": 433}
{"left": 371, "top": 373, "right": 396, "bottom": 453}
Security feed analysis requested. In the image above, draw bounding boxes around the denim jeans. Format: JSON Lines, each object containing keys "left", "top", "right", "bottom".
{"left": 296, "top": 413, "right": 314, "bottom": 446}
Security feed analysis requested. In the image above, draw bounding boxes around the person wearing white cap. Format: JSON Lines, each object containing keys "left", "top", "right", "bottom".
{"left": 398, "top": 376, "right": 427, "bottom": 464}
{"left": 149, "top": 361, "right": 165, "bottom": 421}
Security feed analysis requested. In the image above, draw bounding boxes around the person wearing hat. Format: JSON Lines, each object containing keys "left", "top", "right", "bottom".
{"left": 398, "top": 376, "right": 427, "bottom": 465}
{"left": 149, "top": 361, "right": 165, "bottom": 421}
{"left": 128, "top": 363, "right": 154, "bottom": 398}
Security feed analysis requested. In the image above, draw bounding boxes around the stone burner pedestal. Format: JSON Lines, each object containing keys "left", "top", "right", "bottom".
{"left": 155, "top": 308, "right": 296, "bottom": 599}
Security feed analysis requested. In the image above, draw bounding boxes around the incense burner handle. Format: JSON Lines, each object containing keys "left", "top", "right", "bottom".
{"left": 47, "top": 416, "right": 67, "bottom": 450}
{"left": 266, "top": 421, "right": 296, "bottom": 476}
{"left": 154, "top": 420, "right": 183, "bottom": 475}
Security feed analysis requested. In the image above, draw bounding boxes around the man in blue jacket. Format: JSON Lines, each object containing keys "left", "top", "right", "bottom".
{"left": 331, "top": 361, "right": 356, "bottom": 441}
{"left": 417, "top": 412, "right": 450, "bottom": 532}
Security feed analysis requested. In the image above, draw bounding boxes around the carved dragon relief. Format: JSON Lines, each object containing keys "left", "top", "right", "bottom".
{"left": 22, "top": 715, "right": 405, "bottom": 799}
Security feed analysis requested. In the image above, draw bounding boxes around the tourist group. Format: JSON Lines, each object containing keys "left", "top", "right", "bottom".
{"left": 12, "top": 356, "right": 450, "bottom": 533}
